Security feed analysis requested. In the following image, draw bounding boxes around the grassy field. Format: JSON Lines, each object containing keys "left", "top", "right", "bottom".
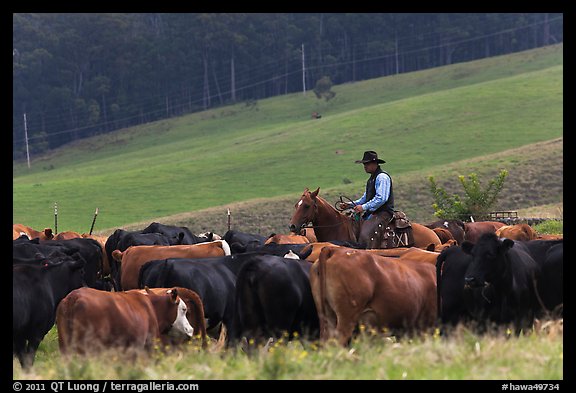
{"left": 12, "top": 45, "right": 564, "bottom": 381}
{"left": 13, "top": 44, "right": 563, "bottom": 233}
{"left": 14, "top": 321, "right": 563, "bottom": 380}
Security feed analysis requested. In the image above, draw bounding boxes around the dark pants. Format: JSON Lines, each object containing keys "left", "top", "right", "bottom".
{"left": 358, "top": 211, "right": 393, "bottom": 249}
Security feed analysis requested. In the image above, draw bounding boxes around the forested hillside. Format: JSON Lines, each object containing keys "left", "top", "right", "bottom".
{"left": 13, "top": 13, "right": 562, "bottom": 157}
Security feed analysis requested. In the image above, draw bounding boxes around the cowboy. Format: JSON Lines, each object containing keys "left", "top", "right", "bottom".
{"left": 341, "top": 151, "right": 394, "bottom": 220}
{"left": 338, "top": 151, "right": 399, "bottom": 248}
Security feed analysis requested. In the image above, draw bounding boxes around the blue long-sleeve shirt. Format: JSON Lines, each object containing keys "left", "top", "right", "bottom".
{"left": 353, "top": 172, "right": 391, "bottom": 215}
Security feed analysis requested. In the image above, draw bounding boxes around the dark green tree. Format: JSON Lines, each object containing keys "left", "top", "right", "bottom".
{"left": 13, "top": 13, "right": 563, "bottom": 156}
{"left": 313, "top": 76, "right": 336, "bottom": 101}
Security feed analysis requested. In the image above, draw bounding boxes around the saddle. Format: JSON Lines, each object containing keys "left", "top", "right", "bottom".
{"left": 359, "top": 210, "right": 414, "bottom": 249}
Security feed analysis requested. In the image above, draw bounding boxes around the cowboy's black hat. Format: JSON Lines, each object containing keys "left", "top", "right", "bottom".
{"left": 355, "top": 151, "right": 385, "bottom": 164}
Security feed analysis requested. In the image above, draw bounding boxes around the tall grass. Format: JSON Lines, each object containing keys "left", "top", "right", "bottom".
{"left": 14, "top": 323, "right": 562, "bottom": 380}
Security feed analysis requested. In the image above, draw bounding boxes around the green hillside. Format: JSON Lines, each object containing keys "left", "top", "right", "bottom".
{"left": 13, "top": 44, "right": 563, "bottom": 233}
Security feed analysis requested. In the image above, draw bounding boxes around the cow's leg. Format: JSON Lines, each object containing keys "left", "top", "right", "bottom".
{"left": 321, "top": 302, "right": 339, "bottom": 342}
{"left": 13, "top": 337, "right": 27, "bottom": 369}
{"left": 22, "top": 338, "right": 41, "bottom": 369}
{"left": 336, "top": 318, "right": 357, "bottom": 346}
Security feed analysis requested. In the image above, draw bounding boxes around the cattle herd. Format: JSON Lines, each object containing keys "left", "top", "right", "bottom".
{"left": 13, "top": 219, "right": 563, "bottom": 370}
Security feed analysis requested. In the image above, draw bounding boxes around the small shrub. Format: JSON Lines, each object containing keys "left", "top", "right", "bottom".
{"left": 429, "top": 170, "right": 508, "bottom": 220}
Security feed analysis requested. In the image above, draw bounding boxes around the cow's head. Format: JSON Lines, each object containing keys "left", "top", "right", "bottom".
{"left": 146, "top": 287, "right": 194, "bottom": 340}
{"left": 44, "top": 254, "right": 87, "bottom": 295}
{"left": 462, "top": 232, "right": 514, "bottom": 288}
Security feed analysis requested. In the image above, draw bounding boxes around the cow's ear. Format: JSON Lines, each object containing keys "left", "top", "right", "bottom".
{"left": 501, "top": 238, "right": 515, "bottom": 250}
{"left": 169, "top": 288, "right": 179, "bottom": 303}
{"left": 461, "top": 241, "right": 474, "bottom": 254}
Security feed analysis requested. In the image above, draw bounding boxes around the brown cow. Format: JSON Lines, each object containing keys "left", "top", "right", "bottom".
{"left": 56, "top": 287, "right": 194, "bottom": 355}
{"left": 434, "top": 239, "right": 458, "bottom": 252}
{"left": 300, "top": 242, "right": 345, "bottom": 262}
{"left": 265, "top": 233, "right": 310, "bottom": 245}
{"left": 13, "top": 227, "right": 23, "bottom": 240}
{"left": 536, "top": 234, "right": 563, "bottom": 240}
{"left": 425, "top": 219, "right": 466, "bottom": 245}
{"left": 140, "top": 287, "right": 207, "bottom": 348}
{"left": 397, "top": 248, "right": 440, "bottom": 265}
{"left": 12, "top": 224, "right": 53, "bottom": 241}
{"left": 53, "top": 231, "right": 82, "bottom": 241}
{"left": 113, "top": 240, "right": 231, "bottom": 290}
{"left": 463, "top": 221, "right": 505, "bottom": 243}
{"left": 432, "top": 227, "right": 455, "bottom": 244}
{"left": 300, "top": 228, "right": 318, "bottom": 243}
{"left": 495, "top": 223, "right": 537, "bottom": 241}
{"left": 301, "top": 242, "right": 447, "bottom": 263}
{"left": 299, "top": 242, "right": 414, "bottom": 262}
{"left": 311, "top": 246, "right": 437, "bottom": 346}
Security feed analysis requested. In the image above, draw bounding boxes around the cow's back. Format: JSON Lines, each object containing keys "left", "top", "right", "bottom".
{"left": 464, "top": 221, "right": 505, "bottom": 243}
{"left": 496, "top": 224, "right": 537, "bottom": 241}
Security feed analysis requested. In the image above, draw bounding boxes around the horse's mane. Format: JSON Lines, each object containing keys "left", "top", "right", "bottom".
{"left": 314, "top": 194, "right": 339, "bottom": 213}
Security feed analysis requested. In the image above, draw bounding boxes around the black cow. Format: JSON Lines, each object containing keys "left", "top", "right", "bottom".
{"left": 426, "top": 219, "right": 466, "bottom": 245}
{"left": 436, "top": 246, "right": 472, "bottom": 326}
{"left": 13, "top": 257, "right": 86, "bottom": 369}
{"left": 47, "top": 238, "right": 103, "bottom": 288}
{"left": 436, "top": 246, "right": 498, "bottom": 330}
{"left": 222, "top": 230, "right": 266, "bottom": 254}
{"left": 516, "top": 239, "right": 563, "bottom": 266}
{"left": 142, "top": 222, "right": 210, "bottom": 245}
{"left": 536, "top": 242, "right": 563, "bottom": 315}
{"left": 13, "top": 237, "right": 102, "bottom": 289}
{"left": 251, "top": 243, "right": 312, "bottom": 259}
{"left": 462, "top": 233, "right": 541, "bottom": 332}
{"left": 138, "top": 255, "right": 240, "bottom": 339}
{"left": 233, "top": 255, "right": 319, "bottom": 344}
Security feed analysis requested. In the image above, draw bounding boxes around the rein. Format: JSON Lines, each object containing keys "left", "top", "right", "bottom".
{"left": 301, "top": 221, "right": 349, "bottom": 229}
{"left": 300, "top": 200, "right": 359, "bottom": 229}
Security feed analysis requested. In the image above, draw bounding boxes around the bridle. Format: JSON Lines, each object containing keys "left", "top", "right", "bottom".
{"left": 297, "top": 197, "right": 355, "bottom": 230}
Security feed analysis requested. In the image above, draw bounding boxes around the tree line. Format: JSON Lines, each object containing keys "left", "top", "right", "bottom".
{"left": 13, "top": 13, "right": 563, "bottom": 158}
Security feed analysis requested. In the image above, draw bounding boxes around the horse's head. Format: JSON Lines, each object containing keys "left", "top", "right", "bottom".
{"left": 289, "top": 187, "right": 319, "bottom": 233}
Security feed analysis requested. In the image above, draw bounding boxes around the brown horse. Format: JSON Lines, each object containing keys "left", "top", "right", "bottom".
{"left": 289, "top": 188, "right": 441, "bottom": 249}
